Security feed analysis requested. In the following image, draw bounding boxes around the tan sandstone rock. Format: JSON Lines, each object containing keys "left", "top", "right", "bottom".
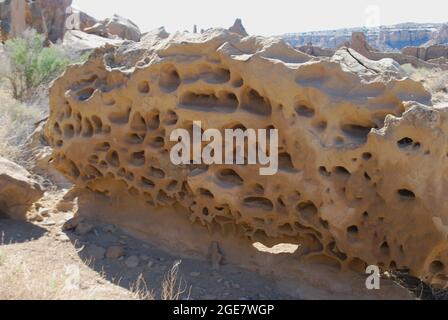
{"left": 44, "top": 28, "right": 448, "bottom": 287}
{"left": 0, "top": 156, "right": 43, "bottom": 219}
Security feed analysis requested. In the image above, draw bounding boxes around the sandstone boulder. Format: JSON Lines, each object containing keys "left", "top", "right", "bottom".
{"left": 62, "top": 30, "right": 124, "bottom": 55}
{"left": 84, "top": 14, "right": 141, "bottom": 42}
{"left": 45, "top": 28, "right": 448, "bottom": 287}
{"left": 0, "top": 156, "right": 43, "bottom": 219}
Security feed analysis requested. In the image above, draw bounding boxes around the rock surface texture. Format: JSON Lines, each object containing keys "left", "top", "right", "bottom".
{"left": 0, "top": 156, "right": 43, "bottom": 219}
{"left": 45, "top": 29, "right": 448, "bottom": 288}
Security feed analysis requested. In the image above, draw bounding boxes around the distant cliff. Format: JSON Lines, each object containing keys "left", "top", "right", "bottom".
{"left": 282, "top": 22, "right": 448, "bottom": 51}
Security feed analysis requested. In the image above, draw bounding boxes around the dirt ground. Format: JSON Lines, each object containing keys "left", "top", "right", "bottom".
{"left": 0, "top": 189, "right": 293, "bottom": 300}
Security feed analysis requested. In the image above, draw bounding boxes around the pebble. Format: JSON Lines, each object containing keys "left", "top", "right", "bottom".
{"left": 103, "top": 225, "right": 117, "bottom": 233}
{"left": 106, "top": 246, "right": 125, "bottom": 259}
{"left": 139, "top": 255, "right": 149, "bottom": 261}
{"left": 39, "top": 209, "right": 51, "bottom": 217}
{"left": 146, "top": 261, "right": 154, "bottom": 268}
{"left": 231, "top": 282, "right": 241, "bottom": 289}
{"left": 202, "top": 294, "right": 217, "bottom": 300}
{"left": 85, "top": 245, "right": 106, "bottom": 260}
{"left": 125, "top": 255, "right": 140, "bottom": 268}
{"left": 55, "top": 232, "right": 70, "bottom": 242}
{"left": 63, "top": 217, "right": 82, "bottom": 231}
{"left": 75, "top": 222, "right": 94, "bottom": 235}
{"left": 190, "top": 272, "right": 201, "bottom": 277}
{"left": 41, "top": 219, "right": 56, "bottom": 226}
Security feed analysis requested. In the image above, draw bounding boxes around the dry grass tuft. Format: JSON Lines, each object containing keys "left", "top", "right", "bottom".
{"left": 161, "top": 260, "right": 191, "bottom": 300}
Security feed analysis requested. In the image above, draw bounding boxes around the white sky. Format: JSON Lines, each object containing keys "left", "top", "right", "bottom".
{"left": 73, "top": 0, "right": 448, "bottom": 36}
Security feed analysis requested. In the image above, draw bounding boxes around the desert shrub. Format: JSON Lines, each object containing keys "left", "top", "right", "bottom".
{"left": 0, "top": 89, "right": 44, "bottom": 160}
{"left": 0, "top": 29, "right": 74, "bottom": 101}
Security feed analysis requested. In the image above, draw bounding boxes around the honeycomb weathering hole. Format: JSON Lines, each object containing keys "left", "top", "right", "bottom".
{"left": 159, "top": 66, "right": 181, "bottom": 92}
{"left": 241, "top": 88, "right": 272, "bottom": 116}
{"left": 217, "top": 169, "right": 244, "bottom": 187}
{"left": 296, "top": 201, "right": 318, "bottom": 221}
{"left": 295, "top": 103, "right": 315, "bottom": 118}
{"left": 77, "top": 87, "right": 95, "bottom": 101}
{"left": 243, "top": 197, "right": 274, "bottom": 211}
{"left": 179, "top": 91, "right": 238, "bottom": 113}
{"left": 138, "top": 81, "right": 150, "bottom": 94}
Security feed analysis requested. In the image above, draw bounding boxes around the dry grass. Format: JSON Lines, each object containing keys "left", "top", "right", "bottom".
{"left": 161, "top": 260, "right": 191, "bottom": 300}
{"left": 0, "top": 86, "right": 44, "bottom": 162}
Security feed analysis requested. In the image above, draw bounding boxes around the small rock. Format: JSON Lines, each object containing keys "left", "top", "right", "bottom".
{"left": 208, "top": 242, "right": 223, "bottom": 271}
{"left": 106, "top": 246, "right": 125, "bottom": 259}
{"left": 140, "top": 255, "right": 149, "bottom": 261}
{"left": 158, "top": 257, "right": 165, "bottom": 262}
{"left": 231, "top": 282, "right": 240, "bottom": 289}
{"left": 103, "top": 224, "right": 117, "bottom": 233}
{"left": 39, "top": 209, "right": 51, "bottom": 217}
{"left": 125, "top": 256, "right": 140, "bottom": 268}
{"left": 202, "top": 294, "right": 217, "bottom": 300}
{"left": 55, "top": 232, "right": 70, "bottom": 242}
{"left": 85, "top": 245, "right": 106, "bottom": 260}
{"left": 41, "top": 219, "right": 56, "bottom": 226}
{"left": 56, "top": 199, "right": 74, "bottom": 212}
{"left": 146, "top": 261, "right": 154, "bottom": 268}
{"left": 190, "top": 272, "right": 201, "bottom": 277}
{"left": 75, "top": 222, "right": 94, "bottom": 235}
{"left": 30, "top": 213, "right": 44, "bottom": 222}
{"left": 119, "top": 240, "right": 127, "bottom": 245}
{"left": 63, "top": 216, "right": 82, "bottom": 231}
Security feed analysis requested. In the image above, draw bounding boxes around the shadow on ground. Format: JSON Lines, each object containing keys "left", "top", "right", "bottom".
{"left": 0, "top": 218, "right": 47, "bottom": 244}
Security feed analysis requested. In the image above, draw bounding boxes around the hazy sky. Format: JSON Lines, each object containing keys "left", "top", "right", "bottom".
{"left": 73, "top": 0, "right": 447, "bottom": 36}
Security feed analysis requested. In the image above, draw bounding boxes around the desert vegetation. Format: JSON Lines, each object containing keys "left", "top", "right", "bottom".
{"left": 0, "top": 29, "right": 87, "bottom": 163}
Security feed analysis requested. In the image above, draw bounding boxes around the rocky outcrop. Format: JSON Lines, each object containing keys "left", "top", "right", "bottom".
{"left": 62, "top": 30, "right": 124, "bottom": 55}
{"left": 425, "top": 24, "right": 448, "bottom": 46}
{"left": 0, "top": 156, "right": 43, "bottom": 219}
{"left": 45, "top": 29, "right": 448, "bottom": 288}
{"left": 283, "top": 23, "right": 443, "bottom": 51}
{"left": 402, "top": 44, "right": 448, "bottom": 62}
{"left": 0, "top": 0, "right": 72, "bottom": 43}
{"left": 84, "top": 14, "right": 141, "bottom": 42}
{"left": 228, "top": 18, "right": 248, "bottom": 37}
{"left": 297, "top": 44, "right": 335, "bottom": 57}
{"left": 346, "top": 32, "right": 448, "bottom": 70}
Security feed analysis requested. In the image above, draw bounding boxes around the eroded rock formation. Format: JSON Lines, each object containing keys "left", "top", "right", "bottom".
{"left": 228, "top": 18, "right": 248, "bottom": 37}
{"left": 45, "top": 29, "right": 448, "bottom": 288}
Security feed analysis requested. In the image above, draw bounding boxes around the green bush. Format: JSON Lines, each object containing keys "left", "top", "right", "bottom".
{"left": 0, "top": 29, "right": 74, "bottom": 100}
